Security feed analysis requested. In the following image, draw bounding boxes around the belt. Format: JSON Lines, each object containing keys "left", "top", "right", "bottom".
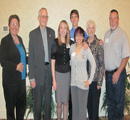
{"left": 106, "top": 68, "right": 118, "bottom": 74}
{"left": 45, "top": 62, "right": 49, "bottom": 65}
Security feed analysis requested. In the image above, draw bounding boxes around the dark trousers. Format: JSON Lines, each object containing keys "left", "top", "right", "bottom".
{"left": 33, "top": 65, "right": 52, "bottom": 120}
{"left": 87, "top": 81, "right": 101, "bottom": 120}
{"left": 68, "top": 91, "right": 72, "bottom": 120}
{"left": 106, "top": 69, "right": 126, "bottom": 120}
{"left": 3, "top": 80, "right": 26, "bottom": 120}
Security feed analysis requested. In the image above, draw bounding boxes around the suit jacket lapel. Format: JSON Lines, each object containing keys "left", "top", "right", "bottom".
{"left": 8, "top": 33, "right": 21, "bottom": 62}
{"left": 9, "top": 33, "right": 20, "bottom": 53}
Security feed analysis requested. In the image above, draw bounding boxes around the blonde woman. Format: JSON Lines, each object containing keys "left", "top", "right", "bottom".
{"left": 51, "top": 20, "right": 74, "bottom": 120}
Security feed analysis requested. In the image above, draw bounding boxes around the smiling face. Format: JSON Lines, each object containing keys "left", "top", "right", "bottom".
{"left": 9, "top": 18, "right": 19, "bottom": 37}
{"left": 38, "top": 9, "right": 48, "bottom": 29}
{"left": 59, "top": 22, "right": 68, "bottom": 38}
{"left": 109, "top": 12, "right": 119, "bottom": 32}
{"left": 70, "top": 13, "right": 79, "bottom": 28}
{"left": 74, "top": 27, "right": 85, "bottom": 45}
{"left": 75, "top": 34, "right": 84, "bottom": 45}
{"left": 87, "top": 22, "right": 95, "bottom": 38}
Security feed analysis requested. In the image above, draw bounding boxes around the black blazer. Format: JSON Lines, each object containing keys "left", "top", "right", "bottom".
{"left": 0, "top": 33, "right": 26, "bottom": 85}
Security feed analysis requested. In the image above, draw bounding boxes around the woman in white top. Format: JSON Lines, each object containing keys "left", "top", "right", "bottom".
{"left": 70, "top": 26, "right": 96, "bottom": 120}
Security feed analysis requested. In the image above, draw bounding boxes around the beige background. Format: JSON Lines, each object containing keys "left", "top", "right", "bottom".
{"left": 0, "top": 0, "right": 130, "bottom": 118}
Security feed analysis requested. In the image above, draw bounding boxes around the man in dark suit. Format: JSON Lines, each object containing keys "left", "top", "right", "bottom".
{"left": 28, "top": 8, "right": 55, "bottom": 120}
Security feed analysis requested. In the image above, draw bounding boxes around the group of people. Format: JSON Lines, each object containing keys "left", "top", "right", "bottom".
{"left": 0, "top": 7, "right": 130, "bottom": 120}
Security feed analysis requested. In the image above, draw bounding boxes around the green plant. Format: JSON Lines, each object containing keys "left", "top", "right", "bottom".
{"left": 26, "top": 86, "right": 56, "bottom": 119}
{"left": 101, "top": 73, "right": 130, "bottom": 115}
{"left": 124, "top": 74, "right": 130, "bottom": 114}
{"left": 101, "top": 91, "right": 107, "bottom": 116}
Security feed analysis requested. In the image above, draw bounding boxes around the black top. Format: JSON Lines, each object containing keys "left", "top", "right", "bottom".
{"left": 0, "top": 33, "right": 26, "bottom": 85}
{"left": 51, "top": 38, "right": 74, "bottom": 73}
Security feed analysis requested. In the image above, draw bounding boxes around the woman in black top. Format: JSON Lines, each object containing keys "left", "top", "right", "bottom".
{"left": 0, "top": 15, "right": 26, "bottom": 120}
{"left": 51, "top": 20, "right": 73, "bottom": 120}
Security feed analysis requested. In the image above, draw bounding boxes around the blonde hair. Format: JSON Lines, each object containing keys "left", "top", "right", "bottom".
{"left": 58, "top": 20, "right": 70, "bottom": 46}
{"left": 86, "top": 19, "right": 96, "bottom": 29}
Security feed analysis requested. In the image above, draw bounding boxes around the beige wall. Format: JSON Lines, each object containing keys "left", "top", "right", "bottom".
{"left": 0, "top": 0, "right": 130, "bottom": 118}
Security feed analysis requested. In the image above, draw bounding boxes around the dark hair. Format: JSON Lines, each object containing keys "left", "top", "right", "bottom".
{"left": 110, "top": 9, "right": 119, "bottom": 18}
{"left": 8, "top": 14, "right": 20, "bottom": 26}
{"left": 70, "top": 9, "right": 79, "bottom": 19}
{"left": 74, "top": 27, "right": 85, "bottom": 40}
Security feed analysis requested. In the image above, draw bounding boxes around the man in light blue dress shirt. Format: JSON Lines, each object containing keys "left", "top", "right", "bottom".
{"left": 70, "top": 9, "right": 88, "bottom": 42}
{"left": 104, "top": 9, "right": 130, "bottom": 120}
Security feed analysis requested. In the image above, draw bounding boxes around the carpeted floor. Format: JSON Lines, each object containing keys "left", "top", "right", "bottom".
{"left": 1, "top": 116, "right": 130, "bottom": 120}
{"left": 0, "top": 118, "right": 110, "bottom": 120}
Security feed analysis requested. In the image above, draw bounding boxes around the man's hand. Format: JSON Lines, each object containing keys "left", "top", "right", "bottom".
{"left": 99, "top": 39, "right": 103, "bottom": 46}
{"left": 84, "top": 42, "right": 89, "bottom": 51}
{"left": 112, "top": 57, "right": 128, "bottom": 84}
{"left": 30, "top": 81, "right": 36, "bottom": 88}
{"left": 112, "top": 71, "right": 120, "bottom": 84}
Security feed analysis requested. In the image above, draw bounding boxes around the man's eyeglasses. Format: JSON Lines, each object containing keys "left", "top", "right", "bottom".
{"left": 39, "top": 15, "right": 48, "bottom": 19}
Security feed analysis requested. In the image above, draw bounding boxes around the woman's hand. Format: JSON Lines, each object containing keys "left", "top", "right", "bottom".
{"left": 83, "top": 80, "right": 90, "bottom": 88}
{"left": 97, "top": 85, "right": 101, "bottom": 90}
{"left": 16, "top": 63, "right": 24, "bottom": 72}
{"left": 53, "top": 80, "right": 57, "bottom": 91}
{"left": 84, "top": 42, "right": 89, "bottom": 51}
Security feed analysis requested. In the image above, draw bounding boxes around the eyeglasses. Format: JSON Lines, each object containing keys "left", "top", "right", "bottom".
{"left": 39, "top": 15, "right": 48, "bottom": 19}
{"left": 10, "top": 22, "right": 19, "bottom": 27}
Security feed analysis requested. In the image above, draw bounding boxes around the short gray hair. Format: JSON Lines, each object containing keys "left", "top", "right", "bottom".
{"left": 86, "top": 20, "right": 96, "bottom": 29}
{"left": 38, "top": 7, "right": 47, "bottom": 16}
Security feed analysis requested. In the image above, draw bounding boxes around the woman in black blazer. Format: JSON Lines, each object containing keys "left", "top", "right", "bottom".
{"left": 0, "top": 15, "right": 26, "bottom": 120}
